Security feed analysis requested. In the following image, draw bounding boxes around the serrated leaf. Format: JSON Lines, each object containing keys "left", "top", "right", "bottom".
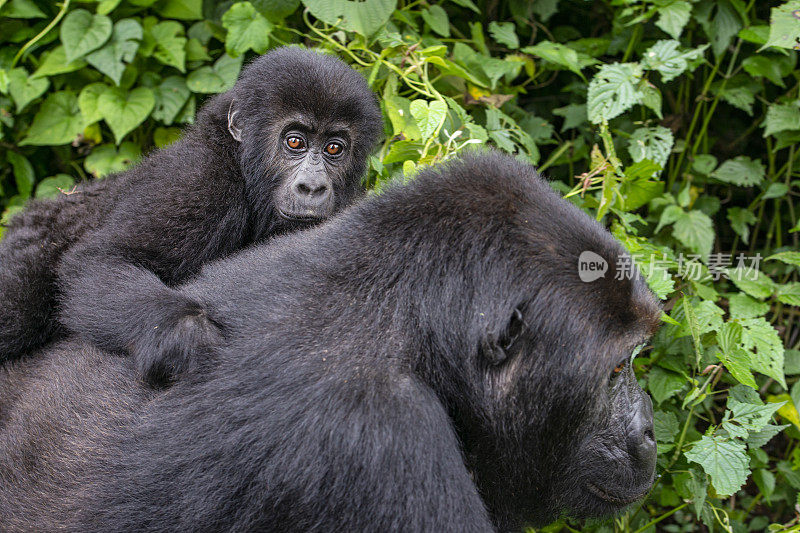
{"left": 728, "top": 293, "right": 769, "bottom": 320}
{"left": 685, "top": 435, "right": 749, "bottom": 497}
{"left": 523, "top": 41, "right": 584, "bottom": 77}
{"left": 742, "top": 317, "right": 786, "bottom": 388}
{"left": 186, "top": 54, "right": 243, "bottom": 94}
{"left": 654, "top": 410, "right": 680, "bottom": 443}
{"left": 727, "top": 207, "right": 756, "bottom": 244}
{"left": 763, "top": 102, "right": 800, "bottom": 137}
{"left": 727, "top": 267, "right": 775, "bottom": 300}
{"left": 552, "top": 104, "right": 586, "bottom": 131}
{"left": 60, "top": 9, "right": 113, "bottom": 63}
{"left": 728, "top": 397, "right": 784, "bottom": 433}
{"left": 627, "top": 126, "right": 673, "bottom": 171}
{"left": 488, "top": 21, "right": 518, "bottom": 49}
{"left": 153, "top": 76, "right": 190, "bottom": 125}
{"left": 84, "top": 142, "right": 142, "bottom": 178}
{"left": 98, "top": 87, "right": 155, "bottom": 144}
{"left": 767, "top": 251, "right": 800, "bottom": 268}
{"left": 222, "top": 2, "right": 273, "bottom": 57}
{"left": 20, "top": 91, "right": 84, "bottom": 146}
{"left": 409, "top": 99, "right": 447, "bottom": 140}
{"left": 673, "top": 210, "right": 714, "bottom": 260}
{"left": 711, "top": 156, "right": 765, "bottom": 187}
{"left": 777, "top": 282, "right": 800, "bottom": 306}
{"left": 7, "top": 67, "right": 49, "bottom": 112}
{"left": 648, "top": 366, "right": 686, "bottom": 404}
{"left": 86, "top": 19, "right": 143, "bottom": 86}
{"left": 656, "top": 1, "right": 692, "bottom": 39}
{"left": 156, "top": 0, "right": 203, "bottom": 20}
{"left": 766, "top": 1, "right": 800, "bottom": 50}
{"left": 641, "top": 40, "right": 708, "bottom": 83}
{"left": 742, "top": 55, "right": 788, "bottom": 87}
{"left": 747, "top": 423, "right": 788, "bottom": 448}
{"left": 301, "top": 0, "right": 394, "bottom": 36}
{"left": 587, "top": 62, "right": 643, "bottom": 124}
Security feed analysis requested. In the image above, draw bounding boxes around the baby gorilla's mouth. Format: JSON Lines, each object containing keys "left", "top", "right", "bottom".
{"left": 586, "top": 482, "right": 650, "bottom": 506}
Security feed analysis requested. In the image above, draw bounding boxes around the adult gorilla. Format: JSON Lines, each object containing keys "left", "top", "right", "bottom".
{"left": 0, "top": 152, "right": 660, "bottom": 532}
{"left": 0, "top": 47, "right": 381, "bottom": 383}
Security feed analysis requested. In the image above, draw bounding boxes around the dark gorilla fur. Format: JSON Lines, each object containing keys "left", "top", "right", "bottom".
{"left": 0, "top": 152, "right": 661, "bottom": 532}
{"left": 0, "top": 47, "right": 381, "bottom": 382}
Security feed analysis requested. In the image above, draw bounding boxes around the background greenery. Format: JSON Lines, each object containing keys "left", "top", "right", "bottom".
{"left": 1, "top": 0, "right": 799, "bottom": 531}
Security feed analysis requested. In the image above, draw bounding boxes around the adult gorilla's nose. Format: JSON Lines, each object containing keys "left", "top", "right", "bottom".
{"left": 292, "top": 174, "right": 331, "bottom": 207}
{"left": 627, "top": 389, "right": 657, "bottom": 472}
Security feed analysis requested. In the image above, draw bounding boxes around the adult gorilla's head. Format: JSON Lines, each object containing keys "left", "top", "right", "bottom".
{"left": 358, "top": 152, "right": 662, "bottom": 528}
{"left": 208, "top": 47, "right": 382, "bottom": 236}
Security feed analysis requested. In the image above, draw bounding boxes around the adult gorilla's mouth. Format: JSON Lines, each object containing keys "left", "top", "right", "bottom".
{"left": 586, "top": 482, "right": 651, "bottom": 506}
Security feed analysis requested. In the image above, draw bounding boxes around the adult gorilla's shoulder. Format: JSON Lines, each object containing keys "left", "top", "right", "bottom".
{"left": 0, "top": 151, "right": 660, "bottom": 532}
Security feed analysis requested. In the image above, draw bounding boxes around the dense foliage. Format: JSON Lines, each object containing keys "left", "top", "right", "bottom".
{"left": 1, "top": 0, "right": 799, "bottom": 531}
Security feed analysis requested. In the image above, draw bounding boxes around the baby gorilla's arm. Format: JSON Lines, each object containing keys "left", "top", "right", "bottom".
{"left": 58, "top": 238, "right": 224, "bottom": 384}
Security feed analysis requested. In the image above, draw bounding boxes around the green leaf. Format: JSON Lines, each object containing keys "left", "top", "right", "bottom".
{"left": 84, "top": 142, "right": 142, "bottom": 178}
{"left": 742, "top": 317, "right": 786, "bottom": 388}
{"left": 409, "top": 99, "right": 447, "bottom": 140}
{"left": 673, "top": 210, "right": 714, "bottom": 260}
{"left": 35, "top": 174, "right": 75, "bottom": 199}
{"left": 78, "top": 82, "right": 111, "bottom": 126}
{"left": 383, "top": 95, "right": 421, "bottom": 140}
{"left": 86, "top": 19, "right": 143, "bottom": 86}
{"left": 0, "top": 0, "right": 45, "bottom": 18}
{"left": 777, "top": 282, "right": 800, "bottom": 307}
{"left": 766, "top": 1, "right": 800, "bottom": 50}
{"left": 648, "top": 366, "right": 686, "bottom": 404}
{"left": 693, "top": 154, "right": 718, "bottom": 175}
{"left": 98, "top": 87, "right": 155, "bottom": 144}
{"left": 742, "top": 55, "right": 789, "bottom": 87}
{"left": 421, "top": 5, "right": 449, "bottom": 37}
{"left": 488, "top": 21, "right": 518, "bottom": 49}
{"left": 711, "top": 156, "right": 765, "bottom": 187}
{"left": 250, "top": 0, "right": 301, "bottom": 20}
{"left": 747, "top": 424, "right": 788, "bottom": 448}
{"left": 641, "top": 40, "right": 708, "bottom": 83}
{"left": 153, "top": 126, "right": 182, "bottom": 148}
{"left": 727, "top": 267, "right": 776, "bottom": 300}
{"left": 32, "top": 46, "right": 88, "bottom": 78}
{"left": 697, "top": 0, "right": 742, "bottom": 57}
{"left": 6, "top": 151, "right": 34, "bottom": 198}
{"left": 656, "top": 1, "right": 692, "bottom": 39}
{"left": 728, "top": 293, "right": 769, "bottom": 320}
{"left": 586, "top": 62, "right": 643, "bottom": 124}
{"left": 763, "top": 102, "right": 800, "bottom": 137}
{"left": 149, "top": 21, "right": 187, "bottom": 72}
{"left": 156, "top": 0, "right": 203, "bottom": 20}
{"left": 767, "top": 251, "right": 800, "bottom": 268}
{"left": 97, "top": 0, "right": 124, "bottom": 15}
{"left": 222, "top": 2, "right": 273, "bottom": 57}
{"left": 186, "top": 53, "right": 243, "bottom": 94}
{"left": 627, "top": 126, "right": 673, "bottom": 171}
{"left": 20, "top": 91, "right": 84, "bottom": 146}
{"left": 301, "top": 0, "right": 395, "bottom": 36}
{"left": 552, "top": 104, "right": 586, "bottom": 131}
{"left": 153, "top": 76, "right": 191, "bottom": 125}
{"left": 726, "top": 207, "right": 756, "bottom": 244}
{"left": 60, "top": 9, "right": 113, "bottom": 63}
{"left": 654, "top": 411, "right": 679, "bottom": 443}
{"left": 523, "top": 41, "right": 585, "bottom": 78}
{"left": 685, "top": 435, "right": 749, "bottom": 497}
{"left": 7, "top": 67, "right": 49, "bottom": 112}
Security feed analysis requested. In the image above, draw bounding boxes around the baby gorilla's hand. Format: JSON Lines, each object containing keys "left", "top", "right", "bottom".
{"left": 132, "top": 298, "right": 224, "bottom": 386}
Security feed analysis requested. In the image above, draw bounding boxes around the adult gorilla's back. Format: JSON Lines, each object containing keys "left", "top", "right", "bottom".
{"left": 0, "top": 152, "right": 661, "bottom": 532}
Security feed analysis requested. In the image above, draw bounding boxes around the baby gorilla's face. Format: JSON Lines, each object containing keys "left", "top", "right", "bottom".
{"left": 272, "top": 123, "right": 353, "bottom": 223}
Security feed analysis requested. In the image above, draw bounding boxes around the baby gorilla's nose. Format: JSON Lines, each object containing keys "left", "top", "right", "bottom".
{"left": 292, "top": 174, "right": 331, "bottom": 207}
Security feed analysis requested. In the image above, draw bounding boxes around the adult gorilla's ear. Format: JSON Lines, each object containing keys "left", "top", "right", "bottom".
{"left": 481, "top": 308, "right": 526, "bottom": 366}
{"left": 227, "top": 99, "right": 243, "bottom": 142}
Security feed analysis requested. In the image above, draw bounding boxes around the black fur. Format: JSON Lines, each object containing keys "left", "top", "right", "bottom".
{"left": 0, "top": 47, "right": 382, "bottom": 383}
{"left": 0, "top": 152, "right": 661, "bottom": 531}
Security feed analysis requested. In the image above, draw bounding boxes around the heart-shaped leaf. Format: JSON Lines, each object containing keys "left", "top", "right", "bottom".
{"left": 32, "top": 46, "right": 87, "bottom": 79}
{"left": 147, "top": 21, "right": 187, "bottom": 72}
{"left": 60, "top": 9, "right": 113, "bottom": 63}
{"left": 20, "top": 91, "right": 85, "bottom": 146}
{"left": 85, "top": 142, "right": 142, "bottom": 178}
{"left": 153, "top": 76, "right": 191, "bottom": 125}
{"left": 78, "top": 83, "right": 112, "bottom": 126}
{"left": 301, "top": 0, "right": 394, "bottom": 36}
{"left": 7, "top": 67, "right": 49, "bottom": 112}
{"left": 98, "top": 86, "right": 155, "bottom": 143}
{"left": 86, "top": 19, "right": 143, "bottom": 85}
{"left": 409, "top": 99, "right": 447, "bottom": 139}
{"left": 222, "top": 2, "right": 273, "bottom": 57}
{"left": 186, "top": 54, "right": 243, "bottom": 94}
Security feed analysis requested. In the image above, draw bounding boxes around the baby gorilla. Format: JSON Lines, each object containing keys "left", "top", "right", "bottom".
{"left": 0, "top": 152, "right": 660, "bottom": 532}
{"left": 0, "top": 47, "right": 381, "bottom": 383}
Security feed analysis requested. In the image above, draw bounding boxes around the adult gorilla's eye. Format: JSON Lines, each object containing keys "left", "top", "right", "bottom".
{"left": 325, "top": 142, "right": 343, "bottom": 156}
{"left": 286, "top": 136, "right": 305, "bottom": 150}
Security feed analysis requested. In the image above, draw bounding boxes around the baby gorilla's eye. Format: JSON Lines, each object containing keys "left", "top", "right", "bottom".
{"left": 325, "top": 142, "right": 343, "bottom": 156}
{"left": 286, "top": 136, "right": 305, "bottom": 150}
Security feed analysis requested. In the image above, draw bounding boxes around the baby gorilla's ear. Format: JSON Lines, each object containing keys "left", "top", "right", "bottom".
{"left": 227, "top": 99, "right": 243, "bottom": 142}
